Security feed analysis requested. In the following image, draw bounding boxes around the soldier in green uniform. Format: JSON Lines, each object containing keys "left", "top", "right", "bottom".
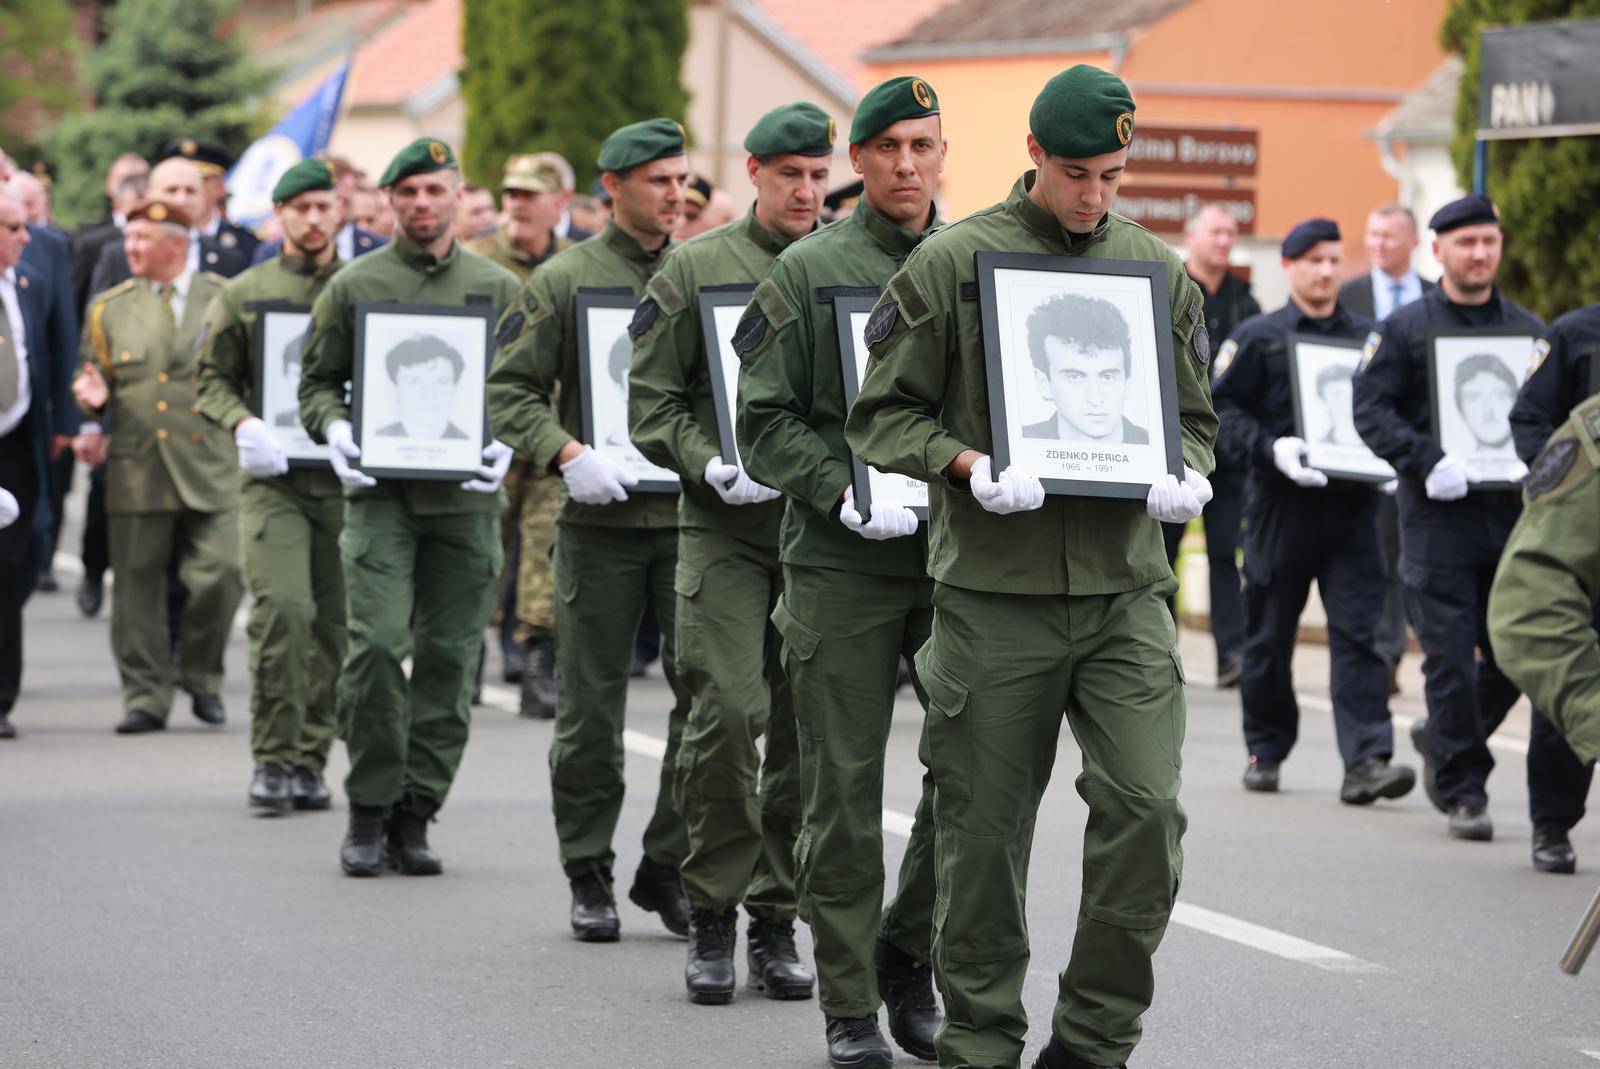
{"left": 467, "top": 154, "right": 572, "bottom": 717}
{"left": 298, "top": 139, "right": 519, "bottom": 878}
{"left": 627, "top": 102, "right": 833, "bottom": 1006}
{"left": 844, "top": 66, "right": 1217, "bottom": 1069}
{"left": 196, "top": 159, "right": 345, "bottom": 815}
{"left": 1489, "top": 396, "right": 1600, "bottom": 769}
{"left": 487, "top": 119, "right": 692, "bottom": 942}
{"left": 71, "top": 199, "right": 244, "bottom": 734}
{"left": 733, "top": 77, "right": 948, "bottom": 1068}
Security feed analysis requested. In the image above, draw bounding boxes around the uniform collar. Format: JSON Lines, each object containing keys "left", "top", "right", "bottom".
{"left": 602, "top": 220, "right": 669, "bottom": 265}
{"left": 853, "top": 196, "right": 937, "bottom": 259}
{"left": 497, "top": 227, "right": 557, "bottom": 269}
{"left": 1008, "top": 171, "right": 1111, "bottom": 253}
{"left": 1286, "top": 299, "right": 1353, "bottom": 332}
{"left": 744, "top": 206, "right": 805, "bottom": 254}
{"left": 392, "top": 232, "right": 459, "bottom": 275}
{"left": 279, "top": 249, "right": 341, "bottom": 280}
{"left": 1432, "top": 282, "right": 1503, "bottom": 315}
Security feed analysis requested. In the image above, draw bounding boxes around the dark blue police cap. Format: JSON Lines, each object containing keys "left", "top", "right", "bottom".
{"left": 1281, "top": 217, "right": 1340, "bottom": 259}
{"left": 1428, "top": 194, "right": 1498, "bottom": 234}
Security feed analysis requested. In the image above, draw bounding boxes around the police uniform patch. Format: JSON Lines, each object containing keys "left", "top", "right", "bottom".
{"left": 495, "top": 310, "right": 525, "bottom": 348}
{"left": 731, "top": 313, "right": 768, "bottom": 356}
{"left": 627, "top": 299, "right": 659, "bottom": 341}
{"left": 1524, "top": 438, "right": 1579, "bottom": 502}
{"left": 1528, "top": 338, "right": 1551, "bottom": 381}
{"left": 1187, "top": 297, "right": 1209, "bottom": 364}
{"left": 1213, "top": 339, "right": 1238, "bottom": 377}
{"left": 219, "top": 230, "right": 237, "bottom": 249}
{"left": 1359, "top": 330, "right": 1382, "bottom": 371}
{"left": 863, "top": 299, "right": 900, "bottom": 348}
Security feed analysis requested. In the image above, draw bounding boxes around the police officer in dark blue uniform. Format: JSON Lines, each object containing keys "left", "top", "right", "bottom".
{"left": 1503, "top": 301, "right": 1600, "bottom": 873}
{"left": 1213, "top": 218, "right": 1416, "bottom": 803}
{"left": 1352, "top": 194, "right": 1543, "bottom": 843}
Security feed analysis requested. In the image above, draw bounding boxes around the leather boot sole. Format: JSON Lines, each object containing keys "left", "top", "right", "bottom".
{"left": 387, "top": 848, "right": 443, "bottom": 876}
{"left": 341, "top": 855, "right": 383, "bottom": 877}
{"left": 250, "top": 794, "right": 293, "bottom": 815}
{"left": 828, "top": 1048, "right": 893, "bottom": 1069}
{"left": 573, "top": 922, "right": 621, "bottom": 943}
{"left": 1340, "top": 768, "right": 1416, "bottom": 806}
{"left": 747, "top": 970, "right": 813, "bottom": 1000}
{"left": 687, "top": 982, "right": 735, "bottom": 1006}
{"left": 1534, "top": 851, "right": 1577, "bottom": 875}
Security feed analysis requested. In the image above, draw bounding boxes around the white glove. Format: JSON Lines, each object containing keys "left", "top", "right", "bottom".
{"left": 1271, "top": 436, "right": 1329, "bottom": 488}
{"left": 1147, "top": 467, "right": 1212, "bottom": 523}
{"left": 969, "top": 455, "right": 1045, "bottom": 515}
{"left": 704, "top": 455, "right": 781, "bottom": 506}
{"left": 1424, "top": 454, "right": 1469, "bottom": 501}
{"left": 234, "top": 417, "right": 288, "bottom": 478}
{"left": 839, "top": 485, "right": 918, "bottom": 540}
{"left": 1503, "top": 459, "right": 1530, "bottom": 485}
{"left": 1380, "top": 478, "right": 1398, "bottom": 495}
{"left": 325, "top": 419, "right": 376, "bottom": 488}
{"left": 0, "top": 487, "right": 18, "bottom": 529}
{"left": 461, "top": 440, "right": 514, "bottom": 493}
{"left": 559, "top": 446, "right": 636, "bottom": 505}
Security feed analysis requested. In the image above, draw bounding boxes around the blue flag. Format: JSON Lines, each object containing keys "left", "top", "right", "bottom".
{"left": 226, "top": 60, "right": 351, "bottom": 227}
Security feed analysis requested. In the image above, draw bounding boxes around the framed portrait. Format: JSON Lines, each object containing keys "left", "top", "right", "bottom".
{"left": 1286, "top": 334, "right": 1396, "bottom": 484}
{"left": 574, "top": 288, "right": 680, "bottom": 493}
{"left": 977, "top": 251, "right": 1183, "bottom": 499}
{"left": 1427, "top": 330, "right": 1537, "bottom": 489}
{"left": 249, "top": 301, "right": 328, "bottom": 470}
{"left": 834, "top": 293, "right": 928, "bottom": 519}
{"left": 350, "top": 302, "right": 493, "bottom": 481}
{"left": 697, "top": 284, "right": 758, "bottom": 468}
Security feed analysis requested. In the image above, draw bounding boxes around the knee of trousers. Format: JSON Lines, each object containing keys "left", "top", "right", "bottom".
{"left": 672, "top": 744, "right": 757, "bottom": 803}
{"left": 798, "top": 765, "right": 886, "bottom": 892}
{"left": 795, "top": 827, "right": 883, "bottom": 900}
{"left": 1079, "top": 783, "right": 1186, "bottom": 931}
{"left": 248, "top": 596, "right": 316, "bottom": 653}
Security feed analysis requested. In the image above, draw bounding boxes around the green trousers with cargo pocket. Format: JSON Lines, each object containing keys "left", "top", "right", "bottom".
{"left": 671, "top": 525, "right": 801, "bottom": 920}
{"left": 773, "top": 564, "right": 939, "bottom": 1019}
{"left": 240, "top": 476, "right": 345, "bottom": 772}
{"left": 550, "top": 522, "right": 690, "bottom": 878}
{"left": 915, "top": 579, "right": 1186, "bottom": 1069}
{"left": 338, "top": 496, "right": 501, "bottom": 811}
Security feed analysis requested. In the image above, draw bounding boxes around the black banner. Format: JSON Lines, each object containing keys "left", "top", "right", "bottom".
{"left": 1478, "top": 19, "right": 1600, "bottom": 140}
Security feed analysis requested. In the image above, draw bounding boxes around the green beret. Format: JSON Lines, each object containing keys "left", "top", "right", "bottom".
{"left": 744, "top": 102, "right": 835, "bottom": 158}
{"left": 596, "top": 118, "right": 686, "bottom": 173}
{"left": 271, "top": 159, "right": 334, "bottom": 204}
{"left": 1029, "top": 64, "right": 1136, "bottom": 159}
{"left": 849, "top": 76, "right": 939, "bottom": 144}
{"left": 378, "top": 138, "right": 458, "bottom": 188}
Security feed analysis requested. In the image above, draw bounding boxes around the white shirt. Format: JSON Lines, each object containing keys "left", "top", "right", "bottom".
{"left": 336, "top": 224, "right": 355, "bottom": 262}
{"left": 1371, "top": 267, "right": 1424, "bottom": 321}
{"left": 185, "top": 231, "right": 201, "bottom": 277}
{"left": 556, "top": 210, "right": 573, "bottom": 239}
{"left": 0, "top": 268, "right": 33, "bottom": 437}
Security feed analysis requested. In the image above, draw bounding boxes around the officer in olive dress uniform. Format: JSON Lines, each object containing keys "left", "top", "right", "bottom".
{"left": 487, "top": 120, "right": 692, "bottom": 943}
{"left": 196, "top": 160, "right": 345, "bottom": 815}
{"left": 71, "top": 199, "right": 244, "bottom": 734}
{"left": 298, "top": 139, "right": 518, "bottom": 878}
{"left": 734, "top": 77, "right": 947, "bottom": 1067}
{"left": 628, "top": 102, "right": 833, "bottom": 1007}
{"left": 846, "top": 66, "right": 1217, "bottom": 1069}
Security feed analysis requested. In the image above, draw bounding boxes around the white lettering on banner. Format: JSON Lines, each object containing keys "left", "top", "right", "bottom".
{"left": 1127, "top": 135, "right": 1258, "bottom": 169}
{"left": 1117, "top": 194, "right": 1256, "bottom": 228}
{"left": 1489, "top": 81, "right": 1558, "bottom": 129}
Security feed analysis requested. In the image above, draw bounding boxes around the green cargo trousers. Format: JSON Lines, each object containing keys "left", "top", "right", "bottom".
{"left": 240, "top": 477, "right": 345, "bottom": 771}
{"left": 671, "top": 525, "right": 801, "bottom": 920}
{"left": 107, "top": 507, "right": 244, "bottom": 718}
{"left": 915, "top": 579, "right": 1186, "bottom": 1069}
{"left": 337, "top": 496, "right": 501, "bottom": 810}
{"left": 772, "top": 564, "right": 938, "bottom": 1020}
{"left": 551, "top": 522, "right": 689, "bottom": 878}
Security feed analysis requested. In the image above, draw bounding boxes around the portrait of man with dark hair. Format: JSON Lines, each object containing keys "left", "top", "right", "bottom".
{"left": 376, "top": 333, "right": 468, "bottom": 440}
{"left": 1022, "top": 292, "right": 1149, "bottom": 444}
{"left": 1452, "top": 352, "right": 1516, "bottom": 455}
{"left": 1313, "top": 362, "right": 1361, "bottom": 447}
{"left": 274, "top": 330, "right": 308, "bottom": 428}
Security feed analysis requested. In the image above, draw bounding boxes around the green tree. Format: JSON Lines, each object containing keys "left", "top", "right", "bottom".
{"left": 1442, "top": 0, "right": 1600, "bottom": 319}
{"left": 44, "top": 0, "right": 272, "bottom": 228}
{"left": 0, "top": 0, "right": 80, "bottom": 160}
{"left": 461, "top": 0, "right": 689, "bottom": 193}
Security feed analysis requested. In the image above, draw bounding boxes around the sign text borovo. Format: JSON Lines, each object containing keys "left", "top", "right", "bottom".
{"left": 1124, "top": 126, "right": 1258, "bottom": 178}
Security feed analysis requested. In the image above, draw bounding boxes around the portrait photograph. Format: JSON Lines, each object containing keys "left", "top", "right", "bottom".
{"left": 1286, "top": 334, "right": 1396, "bottom": 483}
{"left": 350, "top": 302, "right": 493, "bottom": 481}
{"left": 575, "top": 289, "right": 679, "bottom": 493}
{"left": 976, "top": 252, "right": 1182, "bottom": 499}
{"left": 1428, "top": 331, "right": 1537, "bottom": 489}
{"left": 697, "top": 284, "right": 758, "bottom": 469}
{"left": 251, "top": 301, "right": 328, "bottom": 469}
{"left": 835, "top": 293, "right": 928, "bottom": 518}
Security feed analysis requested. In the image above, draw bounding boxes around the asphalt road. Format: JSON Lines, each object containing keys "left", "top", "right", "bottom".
{"left": 3, "top": 569, "right": 1599, "bottom": 1069}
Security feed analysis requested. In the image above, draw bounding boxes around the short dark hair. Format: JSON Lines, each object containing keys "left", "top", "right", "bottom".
{"left": 608, "top": 333, "right": 632, "bottom": 388}
{"left": 1453, "top": 352, "right": 1516, "bottom": 410}
{"left": 385, "top": 334, "right": 464, "bottom": 384}
{"left": 1026, "top": 293, "right": 1132, "bottom": 377}
{"left": 1315, "top": 362, "right": 1353, "bottom": 398}
{"left": 282, "top": 331, "right": 306, "bottom": 374}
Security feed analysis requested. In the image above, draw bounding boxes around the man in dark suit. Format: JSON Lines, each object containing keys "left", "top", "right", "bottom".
{"left": 71, "top": 164, "right": 149, "bottom": 315}
{"left": 157, "top": 139, "right": 261, "bottom": 262}
{"left": 87, "top": 158, "right": 249, "bottom": 299}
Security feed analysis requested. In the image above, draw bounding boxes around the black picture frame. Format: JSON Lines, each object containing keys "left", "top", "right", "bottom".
{"left": 1286, "top": 333, "right": 1396, "bottom": 484}
{"left": 1426, "top": 329, "right": 1537, "bottom": 491}
{"left": 976, "top": 251, "right": 1183, "bottom": 500}
{"left": 248, "top": 300, "right": 327, "bottom": 471}
{"left": 350, "top": 301, "right": 494, "bottom": 481}
{"left": 697, "top": 283, "right": 758, "bottom": 468}
{"left": 574, "top": 287, "right": 680, "bottom": 494}
{"left": 833, "top": 291, "right": 929, "bottom": 520}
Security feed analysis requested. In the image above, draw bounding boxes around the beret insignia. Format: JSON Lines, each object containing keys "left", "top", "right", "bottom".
{"left": 1116, "top": 112, "right": 1135, "bottom": 146}
{"left": 1524, "top": 438, "right": 1578, "bottom": 502}
{"left": 731, "top": 313, "right": 768, "bottom": 355}
{"left": 912, "top": 79, "right": 932, "bottom": 109}
{"left": 827, "top": 118, "right": 837, "bottom": 146}
{"left": 1213, "top": 339, "right": 1238, "bottom": 377}
{"left": 863, "top": 299, "right": 900, "bottom": 348}
{"left": 495, "top": 310, "right": 525, "bottom": 348}
{"left": 1360, "top": 331, "right": 1382, "bottom": 371}
{"left": 627, "top": 299, "right": 660, "bottom": 341}
{"left": 428, "top": 141, "right": 449, "bottom": 165}
{"left": 180, "top": 139, "right": 197, "bottom": 156}
{"left": 148, "top": 203, "right": 168, "bottom": 222}
{"left": 1528, "top": 338, "right": 1551, "bottom": 380}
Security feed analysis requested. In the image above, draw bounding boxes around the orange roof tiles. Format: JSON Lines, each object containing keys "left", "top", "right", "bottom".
{"left": 750, "top": 0, "right": 953, "bottom": 87}
{"left": 346, "top": 0, "right": 462, "bottom": 107}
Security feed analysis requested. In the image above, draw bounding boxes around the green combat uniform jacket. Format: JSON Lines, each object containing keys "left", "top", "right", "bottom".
{"left": 1489, "top": 395, "right": 1600, "bottom": 764}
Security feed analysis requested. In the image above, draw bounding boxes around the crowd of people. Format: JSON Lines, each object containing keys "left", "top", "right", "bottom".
{"left": 2, "top": 57, "right": 1598, "bottom": 1069}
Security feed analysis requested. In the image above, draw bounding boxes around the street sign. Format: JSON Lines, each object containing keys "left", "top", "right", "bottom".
{"left": 1126, "top": 126, "right": 1258, "bottom": 178}
{"left": 1478, "top": 19, "right": 1600, "bottom": 140}
{"left": 1114, "top": 186, "right": 1256, "bottom": 235}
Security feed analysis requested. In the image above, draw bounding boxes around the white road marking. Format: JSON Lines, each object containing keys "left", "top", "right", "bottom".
{"left": 1579, "top": 1051, "right": 1600, "bottom": 1062}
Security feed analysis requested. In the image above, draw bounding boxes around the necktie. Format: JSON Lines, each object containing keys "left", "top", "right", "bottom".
{"left": 157, "top": 282, "right": 176, "bottom": 328}
{"left": 1389, "top": 279, "right": 1404, "bottom": 315}
{"left": 0, "top": 297, "right": 17, "bottom": 410}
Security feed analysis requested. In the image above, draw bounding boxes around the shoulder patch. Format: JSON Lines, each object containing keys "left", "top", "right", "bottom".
{"left": 495, "top": 309, "right": 525, "bottom": 348}
{"left": 649, "top": 274, "right": 687, "bottom": 317}
{"left": 863, "top": 299, "right": 900, "bottom": 348}
{"left": 885, "top": 271, "right": 933, "bottom": 327}
{"left": 731, "top": 312, "right": 768, "bottom": 355}
{"left": 1213, "top": 339, "right": 1238, "bottom": 377}
{"left": 1528, "top": 337, "right": 1551, "bottom": 381}
{"left": 752, "top": 277, "right": 799, "bottom": 330}
{"left": 627, "top": 299, "right": 659, "bottom": 341}
{"left": 1525, "top": 438, "right": 1579, "bottom": 503}
{"left": 1192, "top": 317, "right": 1211, "bottom": 365}
{"left": 1359, "top": 330, "right": 1382, "bottom": 371}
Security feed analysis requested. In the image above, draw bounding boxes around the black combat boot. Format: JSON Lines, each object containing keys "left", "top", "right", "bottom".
{"left": 1533, "top": 826, "right": 1578, "bottom": 874}
{"left": 570, "top": 866, "right": 621, "bottom": 942}
{"left": 874, "top": 935, "right": 938, "bottom": 1059}
{"left": 1242, "top": 755, "right": 1279, "bottom": 792}
{"left": 824, "top": 1014, "right": 892, "bottom": 1069}
{"left": 685, "top": 906, "right": 738, "bottom": 1004}
{"left": 248, "top": 763, "right": 293, "bottom": 814}
{"left": 340, "top": 805, "right": 386, "bottom": 877}
{"left": 291, "top": 766, "right": 333, "bottom": 810}
{"left": 519, "top": 636, "right": 557, "bottom": 719}
{"left": 746, "top": 916, "right": 814, "bottom": 999}
{"left": 1339, "top": 756, "right": 1416, "bottom": 805}
{"left": 1033, "top": 1034, "right": 1126, "bottom": 1068}
{"left": 629, "top": 856, "right": 691, "bottom": 936}
{"left": 387, "top": 795, "right": 443, "bottom": 875}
